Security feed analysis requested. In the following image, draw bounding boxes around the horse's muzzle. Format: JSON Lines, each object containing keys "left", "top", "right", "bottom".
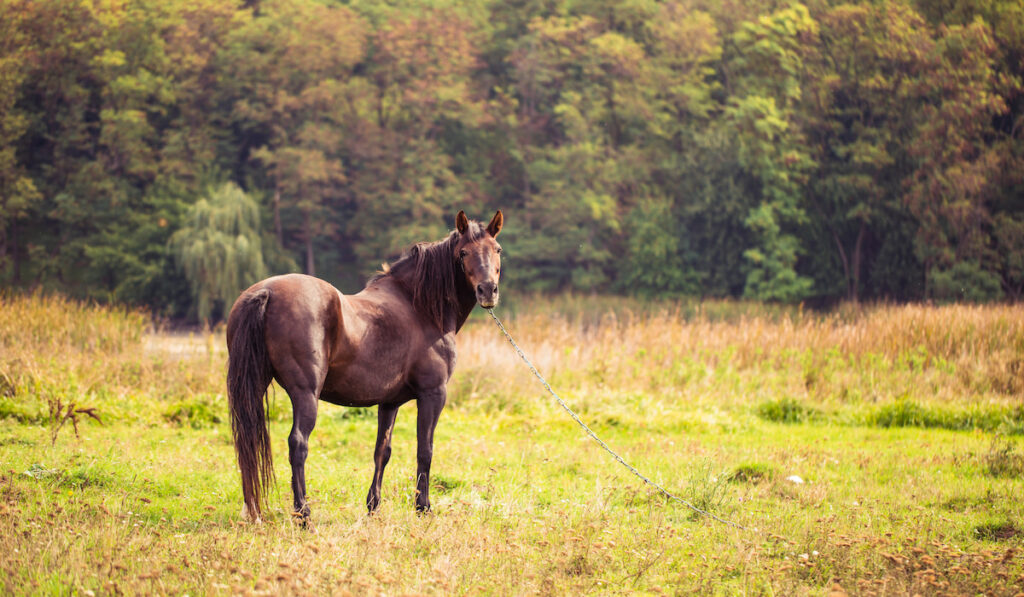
{"left": 477, "top": 282, "right": 499, "bottom": 308}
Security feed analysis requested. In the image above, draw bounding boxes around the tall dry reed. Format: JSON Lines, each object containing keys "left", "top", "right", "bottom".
{"left": 453, "top": 301, "right": 1024, "bottom": 415}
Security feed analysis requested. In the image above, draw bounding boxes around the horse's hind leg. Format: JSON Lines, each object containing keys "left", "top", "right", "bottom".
{"left": 366, "top": 403, "right": 400, "bottom": 513}
{"left": 269, "top": 346, "right": 326, "bottom": 523}
{"left": 287, "top": 392, "right": 318, "bottom": 523}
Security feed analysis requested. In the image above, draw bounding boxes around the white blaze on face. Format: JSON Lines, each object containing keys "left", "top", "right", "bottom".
{"left": 481, "top": 251, "right": 493, "bottom": 280}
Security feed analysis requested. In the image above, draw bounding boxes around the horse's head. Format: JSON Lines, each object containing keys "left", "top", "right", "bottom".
{"left": 454, "top": 210, "right": 503, "bottom": 309}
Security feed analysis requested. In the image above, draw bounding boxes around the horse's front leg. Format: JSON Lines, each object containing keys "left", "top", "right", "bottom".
{"left": 415, "top": 387, "right": 447, "bottom": 512}
{"left": 366, "top": 403, "right": 400, "bottom": 513}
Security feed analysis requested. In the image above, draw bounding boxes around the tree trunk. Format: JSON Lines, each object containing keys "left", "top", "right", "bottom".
{"left": 10, "top": 219, "right": 19, "bottom": 284}
{"left": 832, "top": 228, "right": 850, "bottom": 300}
{"left": 273, "top": 188, "right": 283, "bottom": 248}
{"left": 850, "top": 221, "right": 866, "bottom": 303}
{"left": 303, "top": 210, "right": 315, "bottom": 277}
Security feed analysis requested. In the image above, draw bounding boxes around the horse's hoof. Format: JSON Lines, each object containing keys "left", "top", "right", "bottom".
{"left": 241, "top": 503, "right": 263, "bottom": 524}
{"left": 291, "top": 510, "right": 314, "bottom": 530}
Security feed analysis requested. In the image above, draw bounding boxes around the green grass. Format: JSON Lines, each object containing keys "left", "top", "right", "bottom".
{"left": 3, "top": 413, "right": 1022, "bottom": 594}
{"left": 864, "top": 400, "right": 1024, "bottom": 434}
{"left": 0, "top": 294, "right": 1022, "bottom": 594}
{"left": 756, "top": 397, "right": 821, "bottom": 424}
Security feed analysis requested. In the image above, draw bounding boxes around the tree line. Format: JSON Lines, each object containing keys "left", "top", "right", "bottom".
{"left": 1, "top": 0, "right": 1021, "bottom": 320}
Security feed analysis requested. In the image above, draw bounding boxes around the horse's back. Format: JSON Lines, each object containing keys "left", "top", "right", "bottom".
{"left": 230, "top": 274, "right": 342, "bottom": 338}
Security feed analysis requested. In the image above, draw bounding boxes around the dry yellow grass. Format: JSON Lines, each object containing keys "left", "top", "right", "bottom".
{"left": 453, "top": 300, "right": 1024, "bottom": 417}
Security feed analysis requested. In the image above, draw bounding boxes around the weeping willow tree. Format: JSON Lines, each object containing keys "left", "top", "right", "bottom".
{"left": 170, "top": 183, "right": 267, "bottom": 324}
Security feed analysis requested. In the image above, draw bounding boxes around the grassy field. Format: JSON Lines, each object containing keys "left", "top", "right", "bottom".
{"left": 1, "top": 294, "right": 1022, "bottom": 595}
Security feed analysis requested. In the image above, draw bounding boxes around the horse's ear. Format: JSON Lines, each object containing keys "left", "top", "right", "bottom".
{"left": 456, "top": 210, "right": 469, "bottom": 235}
{"left": 486, "top": 210, "right": 503, "bottom": 238}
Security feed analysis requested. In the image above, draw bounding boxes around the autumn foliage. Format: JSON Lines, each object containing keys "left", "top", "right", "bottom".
{"left": 1, "top": 0, "right": 1022, "bottom": 318}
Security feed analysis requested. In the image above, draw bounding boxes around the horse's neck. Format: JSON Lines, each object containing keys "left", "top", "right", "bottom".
{"left": 451, "top": 281, "right": 477, "bottom": 333}
{"left": 381, "top": 270, "right": 474, "bottom": 335}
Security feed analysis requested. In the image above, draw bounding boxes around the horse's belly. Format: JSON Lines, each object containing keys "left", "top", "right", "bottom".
{"left": 318, "top": 364, "right": 407, "bottom": 407}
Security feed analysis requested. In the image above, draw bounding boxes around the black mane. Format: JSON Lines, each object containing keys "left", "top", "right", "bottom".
{"left": 370, "top": 222, "right": 487, "bottom": 331}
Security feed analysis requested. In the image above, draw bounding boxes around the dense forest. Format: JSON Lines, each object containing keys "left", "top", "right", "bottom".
{"left": 1, "top": 0, "right": 1022, "bottom": 320}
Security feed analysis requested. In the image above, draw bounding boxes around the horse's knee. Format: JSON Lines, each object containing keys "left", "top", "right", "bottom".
{"left": 288, "top": 433, "right": 311, "bottom": 469}
{"left": 416, "top": 449, "right": 432, "bottom": 470}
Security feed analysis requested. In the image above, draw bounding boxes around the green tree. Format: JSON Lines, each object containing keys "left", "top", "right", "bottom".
{"left": 3, "top": 0, "right": 244, "bottom": 311}
{"left": 170, "top": 183, "right": 267, "bottom": 324}
{"left": 508, "top": 14, "right": 654, "bottom": 289}
{"left": 725, "top": 3, "right": 817, "bottom": 301}
{"left": 1, "top": 0, "right": 1022, "bottom": 308}
{"left": 621, "top": 194, "right": 703, "bottom": 295}
{"left": 993, "top": 213, "right": 1024, "bottom": 299}
{"left": 225, "top": 0, "right": 365, "bottom": 276}
{"left": 0, "top": 1, "right": 41, "bottom": 277}
{"left": 803, "top": 3, "right": 928, "bottom": 301}
{"left": 904, "top": 19, "right": 1009, "bottom": 298}
{"left": 343, "top": 7, "right": 485, "bottom": 269}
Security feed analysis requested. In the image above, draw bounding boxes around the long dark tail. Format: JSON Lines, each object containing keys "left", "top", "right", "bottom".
{"left": 226, "top": 288, "right": 274, "bottom": 520}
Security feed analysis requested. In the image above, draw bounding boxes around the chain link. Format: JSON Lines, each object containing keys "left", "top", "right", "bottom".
{"left": 486, "top": 308, "right": 750, "bottom": 531}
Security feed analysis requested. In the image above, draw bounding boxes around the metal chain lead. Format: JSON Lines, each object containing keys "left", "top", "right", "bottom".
{"left": 486, "top": 309, "right": 748, "bottom": 531}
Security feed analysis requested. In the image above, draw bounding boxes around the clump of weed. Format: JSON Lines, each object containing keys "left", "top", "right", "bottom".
{"left": 430, "top": 474, "right": 464, "bottom": 494}
{"left": 0, "top": 295, "right": 226, "bottom": 427}
{"left": 58, "top": 465, "right": 115, "bottom": 490}
{"left": 682, "top": 459, "right": 732, "bottom": 519}
{"left": 163, "top": 396, "right": 222, "bottom": 428}
{"left": 868, "top": 399, "right": 932, "bottom": 428}
{"left": 984, "top": 436, "right": 1024, "bottom": 478}
{"left": 998, "top": 404, "right": 1024, "bottom": 435}
{"left": 973, "top": 518, "right": 1019, "bottom": 542}
{"left": 0, "top": 437, "right": 35, "bottom": 447}
{"left": 335, "top": 406, "right": 375, "bottom": 421}
{"left": 729, "top": 462, "right": 775, "bottom": 483}
{"left": 22, "top": 463, "right": 61, "bottom": 481}
{"left": 20, "top": 463, "right": 112, "bottom": 489}
{"left": 47, "top": 396, "right": 101, "bottom": 445}
{"left": 757, "top": 397, "right": 819, "bottom": 424}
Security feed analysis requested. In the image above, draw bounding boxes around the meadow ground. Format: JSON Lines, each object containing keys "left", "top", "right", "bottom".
{"left": 0, "top": 294, "right": 1022, "bottom": 595}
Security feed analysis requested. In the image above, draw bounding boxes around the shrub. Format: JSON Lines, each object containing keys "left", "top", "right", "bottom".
{"left": 730, "top": 462, "right": 776, "bottom": 483}
{"left": 757, "top": 397, "right": 818, "bottom": 424}
{"left": 163, "top": 397, "right": 222, "bottom": 428}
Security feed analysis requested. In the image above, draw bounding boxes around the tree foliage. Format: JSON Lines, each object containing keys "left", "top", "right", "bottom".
{"left": 170, "top": 182, "right": 267, "bottom": 324}
{"left": 1, "top": 0, "right": 1022, "bottom": 316}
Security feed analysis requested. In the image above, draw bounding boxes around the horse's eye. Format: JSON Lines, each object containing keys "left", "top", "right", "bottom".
{"left": 496, "top": 247, "right": 502, "bottom": 254}
{"left": 459, "top": 250, "right": 467, "bottom": 258}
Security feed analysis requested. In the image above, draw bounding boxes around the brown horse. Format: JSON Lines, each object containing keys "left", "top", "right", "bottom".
{"left": 226, "top": 210, "right": 503, "bottom": 522}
